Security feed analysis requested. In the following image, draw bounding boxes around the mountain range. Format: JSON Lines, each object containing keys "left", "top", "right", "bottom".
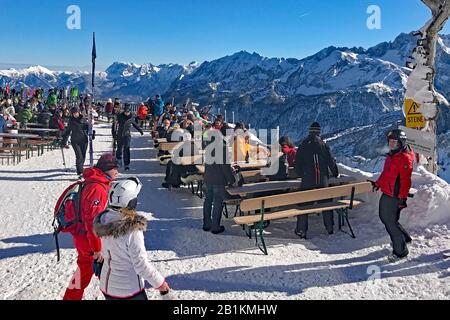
{"left": 1, "top": 32, "right": 450, "bottom": 180}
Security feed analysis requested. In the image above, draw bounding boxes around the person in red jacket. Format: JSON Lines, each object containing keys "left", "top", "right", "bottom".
{"left": 63, "top": 153, "right": 119, "bottom": 300}
{"left": 279, "top": 136, "right": 297, "bottom": 167}
{"left": 371, "top": 129, "right": 414, "bottom": 263}
{"left": 137, "top": 102, "right": 149, "bottom": 120}
{"left": 105, "top": 98, "right": 114, "bottom": 122}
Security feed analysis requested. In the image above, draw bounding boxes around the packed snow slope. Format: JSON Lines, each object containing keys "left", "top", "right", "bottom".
{"left": 0, "top": 124, "right": 449, "bottom": 300}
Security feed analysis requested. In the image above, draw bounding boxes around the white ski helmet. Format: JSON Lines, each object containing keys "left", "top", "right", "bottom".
{"left": 108, "top": 177, "right": 143, "bottom": 209}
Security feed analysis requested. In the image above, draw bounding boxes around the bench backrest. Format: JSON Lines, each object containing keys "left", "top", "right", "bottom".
{"left": 239, "top": 181, "right": 371, "bottom": 212}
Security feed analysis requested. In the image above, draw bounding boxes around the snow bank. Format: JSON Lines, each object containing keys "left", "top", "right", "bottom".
{"left": 404, "top": 166, "right": 450, "bottom": 229}
{"left": 339, "top": 163, "right": 450, "bottom": 230}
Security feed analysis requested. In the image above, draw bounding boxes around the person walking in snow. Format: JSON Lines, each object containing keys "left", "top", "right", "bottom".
{"left": 115, "top": 104, "right": 144, "bottom": 171}
{"left": 63, "top": 154, "right": 119, "bottom": 300}
{"left": 294, "top": 122, "right": 339, "bottom": 239}
{"left": 94, "top": 177, "right": 171, "bottom": 300}
{"left": 370, "top": 129, "right": 414, "bottom": 263}
{"left": 61, "top": 106, "right": 90, "bottom": 178}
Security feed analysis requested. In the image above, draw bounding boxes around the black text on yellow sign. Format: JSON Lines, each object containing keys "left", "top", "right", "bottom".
{"left": 404, "top": 99, "right": 426, "bottom": 129}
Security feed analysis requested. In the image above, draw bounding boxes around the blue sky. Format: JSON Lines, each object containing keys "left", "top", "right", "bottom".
{"left": 0, "top": 0, "right": 449, "bottom": 70}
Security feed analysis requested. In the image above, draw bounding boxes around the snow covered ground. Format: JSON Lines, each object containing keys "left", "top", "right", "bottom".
{"left": 0, "top": 124, "right": 449, "bottom": 300}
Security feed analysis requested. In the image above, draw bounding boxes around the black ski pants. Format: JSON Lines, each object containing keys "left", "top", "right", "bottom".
{"left": 116, "top": 136, "right": 131, "bottom": 166}
{"left": 296, "top": 180, "right": 334, "bottom": 236}
{"left": 72, "top": 140, "right": 88, "bottom": 175}
{"left": 379, "top": 193, "right": 410, "bottom": 258}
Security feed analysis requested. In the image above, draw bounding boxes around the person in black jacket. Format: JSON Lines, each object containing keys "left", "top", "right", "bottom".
{"left": 294, "top": 122, "right": 339, "bottom": 239}
{"left": 61, "top": 107, "right": 89, "bottom": 177}
{"left": 37, "top": 108, "right": 53, "bottom": 128}
{"left": 116, "top": 104, "right": 144, "bottom": 171}
{"left": 203, "top": 137, "right": 236, "bottom": 234}
{"left": 111, "top": 101, "right": 122, "bottom": 156}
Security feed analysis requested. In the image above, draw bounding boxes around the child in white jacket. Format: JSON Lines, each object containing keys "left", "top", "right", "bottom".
{"left": 94, "top": 177, "right": 170, "bottom": 300}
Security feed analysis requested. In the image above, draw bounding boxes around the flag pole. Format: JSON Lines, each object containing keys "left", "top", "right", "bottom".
{"left": 89, "top": 32, "right": 96, "bottom": 167}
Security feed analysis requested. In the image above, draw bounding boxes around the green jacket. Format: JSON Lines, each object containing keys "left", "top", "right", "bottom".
{"left": 16, "top": 108, "right": 33, "bottom": 123}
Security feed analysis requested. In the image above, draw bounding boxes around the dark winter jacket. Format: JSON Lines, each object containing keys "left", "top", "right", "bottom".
{"left": 294, "top": 134, "right": 339, "bottom": 188}
{"left": 117, "top": 112, "right": 143, "bottom": 139}
{"left": 62, "top": 115, "right": 89, "bottom": 145}
{"left": 146, "top": 98, "right": 155, "bottom": 116}
{"left": 376, "top": 146, "right": 414, "bottom": 199}
{"left": 37, "top": 110, "right": 52, "bottom": 128}
{"left": 157, "top": 126, "right": 170, "bottom": 139}
{"left": 204, "top": 145, "right": 236, "bottom": 186}
{"left": 49, "top": 114, "right": 65, "bottom": 131}
{"left": 204, "top": 163, "right": 235, "bottom": 186}
{"left": 105, "top": 102, "right": 114, "bottom": 114}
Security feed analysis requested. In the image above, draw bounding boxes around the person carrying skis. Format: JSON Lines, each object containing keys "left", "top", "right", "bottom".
{"left": 116, "top": 104, "right": 144, "bottom": 171}
{"left": 63, "top": 153, "right": 119, "bottom": 300}
{"left": 94, "top": 177, "right": 171, "bottom": 300}
{"left": 61, "top": 107, "right": 89, "bottom": 178}
{"left": 294, "top": 122, "right": 339, "bottom": 239}
{"left": 370, "top": 129, "right": 414, "bottom": 263}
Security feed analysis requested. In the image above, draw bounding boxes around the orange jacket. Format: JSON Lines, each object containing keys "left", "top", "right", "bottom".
{"left": 137, "top": 105, "right": 149, "bottom": 120}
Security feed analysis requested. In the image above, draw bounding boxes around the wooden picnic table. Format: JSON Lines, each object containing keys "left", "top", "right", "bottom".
{"left": 0, "top": 133, "right": 40, "bottom": 139}
{"left": 226, "top": 179, "right": 302, "bottom": 197}
{"left": 226, "top": 175, "right": 357, "bottom": 197}
{"left": 233, "top": 160, "right": 268, "bottom": 170}
{"left": 23, "top": 123, "right": 46, "bottom": 128}
{"left": 18, "top": 128, "right": 60, "bottom": 136}
{"left": 155, "top": 138, "right": 167, "bottom": 144}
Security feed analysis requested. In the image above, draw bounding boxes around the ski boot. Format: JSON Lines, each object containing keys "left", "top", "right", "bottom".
{"left": 387, "top": 253, "right": 407, "bottom": 263}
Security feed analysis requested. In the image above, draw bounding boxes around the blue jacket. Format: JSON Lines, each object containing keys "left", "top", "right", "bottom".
{"left": 0, "top": 115, "right": 6, "bottom": 133}
{"left": 154, "top": 98, "right": 164, "bottom": 117}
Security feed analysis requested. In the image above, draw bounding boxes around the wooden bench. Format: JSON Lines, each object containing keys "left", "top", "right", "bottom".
{"left": 153, "top": 138, "right": 167, "bottom": 149}
{"left": 159, "top": 141, "right": 183, "bottom": 152}
{"left": 240, "top": 170, "right": 269, "bottom": 183}
{"left": 27, "top": 139, "right": 50, "bottom": 156}
{"left": 233, "top": 181, "right": 372, "bottom": 255}
{"left": 0, "top": 146, "right": 29, "bottom": 165}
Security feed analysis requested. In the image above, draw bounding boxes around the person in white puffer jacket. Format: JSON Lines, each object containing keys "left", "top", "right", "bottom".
{"left": 94, "top": 177, "right": 170, "bottom": 300}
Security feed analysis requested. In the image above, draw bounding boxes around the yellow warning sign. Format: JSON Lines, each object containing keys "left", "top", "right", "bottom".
{"left": 404, "top": 99, "right": 426, "bottom": 129}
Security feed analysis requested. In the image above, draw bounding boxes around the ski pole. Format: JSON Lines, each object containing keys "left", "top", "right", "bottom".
{"left": 61, "top": 147, "right": 67, "bottom": 171}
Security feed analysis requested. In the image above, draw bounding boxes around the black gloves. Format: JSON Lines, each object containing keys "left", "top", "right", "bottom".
{"left": 368, "top": 180, "right": 380, "bottom": 192}
{"left": 92, "top": 130, "right": 96, "bottom": 140}
{"left": 93, "top": 259, "right": 103, "bottom": 278}
{"left": 399, "top": 198, "right": 408, "bottom": 211}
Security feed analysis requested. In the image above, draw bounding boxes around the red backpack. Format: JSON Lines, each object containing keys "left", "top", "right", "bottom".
{"left": 52, "top": 181, "right": 102, "bottom": 262}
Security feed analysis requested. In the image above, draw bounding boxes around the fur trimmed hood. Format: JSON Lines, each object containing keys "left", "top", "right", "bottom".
{"left": 94, "top": 209, "right": 147, "bottom": 238}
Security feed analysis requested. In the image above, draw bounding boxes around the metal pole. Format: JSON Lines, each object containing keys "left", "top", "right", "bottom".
{"left": 232, "top": 111, "right": 235, "bottom": 124}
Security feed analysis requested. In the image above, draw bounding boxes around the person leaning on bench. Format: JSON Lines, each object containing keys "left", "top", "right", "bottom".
{"left": 294, "top": 122, "right": 340, "bottom": 239}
